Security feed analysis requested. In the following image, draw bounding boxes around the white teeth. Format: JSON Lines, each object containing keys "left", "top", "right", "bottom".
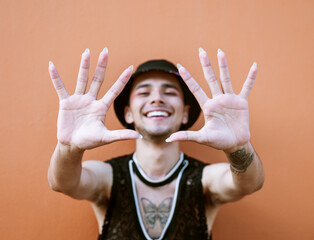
{"left": 147, "top": 111, "right": 169, "bottom": 117}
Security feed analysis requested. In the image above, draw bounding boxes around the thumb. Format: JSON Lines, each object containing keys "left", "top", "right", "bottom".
{"left": 103, "top": 129, "right": 142, "bottom": 144}
{"left": 166, "top": 130, "right": 200, "bottom": 143}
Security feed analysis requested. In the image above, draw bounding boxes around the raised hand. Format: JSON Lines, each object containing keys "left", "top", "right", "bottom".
{"left": 48, "top": 48, "right": 141, "bottom": 151}
{"left": 168, "top": 48, "right": 257, "bottom": 152}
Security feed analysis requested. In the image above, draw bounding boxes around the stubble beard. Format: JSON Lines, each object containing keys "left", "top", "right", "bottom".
{"left": 135, "top": 123, "right": 181, "bottom": 144}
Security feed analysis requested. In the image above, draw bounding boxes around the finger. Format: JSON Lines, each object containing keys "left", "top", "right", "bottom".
{"left": 240, "top": 62, "right": 257, "bottom": 99}
{"left": 75, "top": 48, "right": 90, "bottom": 95}
{"left": 177, "top": 64, "right": 209, "bottom": 108}
{"left": 87, "top": 48, "right": 108, "bottom": 98}
{"left": 199, "top": 48, "right": 222, "bottom": 97}
{"left": 166, "top": 130, "right": 201, "bottom": 143}
{"left": 103, "top": 129, "right": 142, "bottom": 144}
{"left": 101, "top": 65, "right": 133, "bottom": 110}
{"left": 217, "top": 49, "right": 234, "bottom": 94}
{"left": 48, "top": 61, "right": 69, "bottom": 100}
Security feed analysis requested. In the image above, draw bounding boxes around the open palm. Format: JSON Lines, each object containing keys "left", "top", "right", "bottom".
{"left": 49, "top": 48, "right": 140, "bottom": 150}
{"left": 169, "top": 49, "right": 257, "bottom": 151}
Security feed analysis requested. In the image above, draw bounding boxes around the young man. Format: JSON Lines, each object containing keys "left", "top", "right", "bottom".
{"left": 48, "top": 47, "right": 264, "bottom": 240}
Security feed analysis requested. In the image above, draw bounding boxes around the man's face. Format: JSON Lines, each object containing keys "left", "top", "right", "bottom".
{"left": 124, "top": 71, "right": 189, "bottom": 140}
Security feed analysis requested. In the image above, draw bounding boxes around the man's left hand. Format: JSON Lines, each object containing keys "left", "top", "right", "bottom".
{"left": 167, "top": 48, "right": 257, "bottom": 153}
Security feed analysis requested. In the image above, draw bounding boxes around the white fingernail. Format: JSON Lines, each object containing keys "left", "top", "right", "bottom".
{"left": 129, "top": 65, "right": 134, "bottom": 71}
{"left": 177, "top": 64, "right": 182, "bottom": 69}
{"left": 253, "top": 62, "right": 257, "bottom": 67}
{"left": 138, "top": 134, "right": 143, "bottom": 139}
{"left": 49, "top": 61, "right": 53, "bottom": 66}
{"left": 199, "top": 47, "right": 205, "bottom": 53}
{"left": 165, "top": 138, "right": 172, "bottom": 143}
{"left": 102, "top": 47, "right": 108, "bottom": 54}
{"left": 85, "top": 48, "right": 90, "bottom": 54}
{"left": 217, "top": 48, "right": 222, "bottom": 54}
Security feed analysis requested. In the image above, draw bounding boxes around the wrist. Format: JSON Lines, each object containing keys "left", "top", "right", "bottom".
{"left": 224, "top": 142, "right": 255, "bottom": 175}
{"left": 57, "top": 142, "right": 85, "bottom": 155}
{"left": 223, "top": 142, "right": 252, "bottom": 155}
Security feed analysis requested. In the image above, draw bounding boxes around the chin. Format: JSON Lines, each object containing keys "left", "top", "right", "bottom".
{"left": 135, "top": 125, "right": 179, "bottom": 140}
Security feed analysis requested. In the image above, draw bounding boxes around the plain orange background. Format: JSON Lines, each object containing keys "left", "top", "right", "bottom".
{"left": 1, "top": 0, "right": 313, "bottom": 239}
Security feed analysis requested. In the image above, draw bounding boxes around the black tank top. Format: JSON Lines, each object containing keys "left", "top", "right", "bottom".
{"left": 98, "top": 154, "right": 212, "bottom": 240}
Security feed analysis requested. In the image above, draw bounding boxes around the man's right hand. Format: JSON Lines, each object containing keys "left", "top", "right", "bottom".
{"left": 48, "top": 48, "right": 141, "bottom": 151}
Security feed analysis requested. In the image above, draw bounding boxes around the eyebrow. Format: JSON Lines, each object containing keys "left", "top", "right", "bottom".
{"left": 135, "top": 83, "right": 151, "bottom": 90}
{"left": 163, "top": 83, "right": 180, "bottom": 91}
{"left": 134, "top": 83, "right": 180, "bottom": 91}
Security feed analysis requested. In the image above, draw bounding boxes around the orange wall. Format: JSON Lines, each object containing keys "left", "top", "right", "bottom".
{"left": 1, "top": 0, "right": 313, "bottom": 239}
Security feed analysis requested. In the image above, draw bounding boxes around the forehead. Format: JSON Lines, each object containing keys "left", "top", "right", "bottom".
{"left": 131, "top": 71, "right": 182, "bottom": 92}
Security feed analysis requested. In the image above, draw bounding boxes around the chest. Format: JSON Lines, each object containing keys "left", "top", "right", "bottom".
{"left": 99, "top": 157, "right": 210, "bottom": 240}
{"left": 134, "top": 177, "right": 177, "bottom": 239}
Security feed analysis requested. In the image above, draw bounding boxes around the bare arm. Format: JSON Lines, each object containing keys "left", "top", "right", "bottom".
{"left": 48, "top": 143, "right": 114, "bottom": 203}
{"left": 48, "top": 48, "right": 140, "bottom": 202}
{"left": 168, "top": 48, "right": 264, "bottom": 203}
{"left": 203, "top": 142, "right": 264, "bottom": 203}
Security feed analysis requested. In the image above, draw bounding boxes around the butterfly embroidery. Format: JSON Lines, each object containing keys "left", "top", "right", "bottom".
{"left": 141, "top": 197, "right": 173, "bottom": 228}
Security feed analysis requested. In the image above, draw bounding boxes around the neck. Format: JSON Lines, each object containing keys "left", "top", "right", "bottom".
{"left": 135, "top": 139, "right": 181, "bottom": 179}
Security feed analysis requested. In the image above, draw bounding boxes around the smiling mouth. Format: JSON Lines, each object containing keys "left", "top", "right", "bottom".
{"left": 145, "top": 111, "right": 170, "bottom": 118}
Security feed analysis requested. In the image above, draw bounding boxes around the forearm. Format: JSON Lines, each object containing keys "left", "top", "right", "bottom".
{"left": 48, "top": 142, "right": 85, "bottom": 193}
{"left": 224, "top": 142, "right": 264, "bottom": 194}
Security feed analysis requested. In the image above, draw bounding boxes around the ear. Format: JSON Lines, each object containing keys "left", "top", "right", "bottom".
{"left": 124, "top": 106, "right": 134, "bottom": 124}
{"left": 182, "top": 105, "right": 190, "bottom": 125}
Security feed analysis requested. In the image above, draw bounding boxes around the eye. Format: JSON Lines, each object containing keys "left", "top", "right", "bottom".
{"left": 164, "top": 90, "right": 179, "bottom": 96}
{"left": 137, "top": 90, "right": 150, "bottom": 96}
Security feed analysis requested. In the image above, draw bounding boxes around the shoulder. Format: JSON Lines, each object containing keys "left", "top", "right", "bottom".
{"left": 202, "top": 163, "right": 231, "bottom": 189}
{"left": 82, "top": 154, "right": 133, "bottom": 205}
{"left": 202, "top": 163, "right": 238, "bottom": 204}
{"left": 81, "top": 160, "right": 113, "bottom": 178}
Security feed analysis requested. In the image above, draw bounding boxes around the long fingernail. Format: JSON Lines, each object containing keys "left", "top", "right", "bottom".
{"left": 85, "top": 48, "right": 90, "bottom": 54}
{"left": 177, "top": 63, "right": 182, "bottom": 69}
{"left": 102, "top": 47, "right": 108, "bottom": 54}
{"left": 129, "top": 65, "right": 134, "bottom": 71}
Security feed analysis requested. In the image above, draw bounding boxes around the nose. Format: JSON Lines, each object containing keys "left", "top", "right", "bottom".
{"left": 150, "top": 90, "right": 165, "bottom": 105}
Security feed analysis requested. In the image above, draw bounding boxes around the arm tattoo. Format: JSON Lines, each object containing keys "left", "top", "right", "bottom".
{"left": 228, "top": 148, "right": 254, "bottom": 175}
{"left": 141, "top": 197, "right": 172, "bottom": 229}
